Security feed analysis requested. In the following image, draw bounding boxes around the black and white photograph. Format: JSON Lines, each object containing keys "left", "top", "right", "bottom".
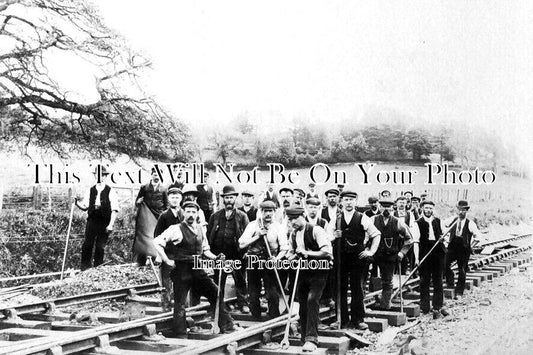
{"left": 0, "top": 1, "right": 532, "bottom": 354}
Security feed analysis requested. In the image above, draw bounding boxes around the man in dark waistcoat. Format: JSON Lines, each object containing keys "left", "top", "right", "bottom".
{"left": 153, "top": 201, "right": 236, "bottom": 335}
{"left": 373, "top": 198, "right": 413, "bottom": 309}
{"left": 136, "top": 168, "right": 168, "bottom": 218}
{"left": 321, "top": 188, "right": 340, "bottom": 222}
{"left": 365, "top": 196, "right": 380, "bottom": 217}
{"left": 154, "top": 187, "right": 184, "bottom": 311}
{"left": 445, "top": 200, "right": 479, "bottom": 298}
{"left": 286, "top": 207, "right": 332, "bottom": 353}
{"left": 208, "top": 185, "right": 250, "bottom": 313}
{"left": 239, "top": 200, "right": 288, "bottom": 319}
{"left": 238, "top": 190, "right": 258, "bottom": 222}
{"left": 334, "top": 190, "right": 381, "bottom": 330}
{"left": 75, "top": 166, "right": 119, "bottom": 271}
{"left": 412, "top": 200, "right": 448, "bottom": 317}
{"left": 197, "top": 172, "right": 215, "bottom": 221}
{"left": 306, "top": 182, "right": 320, "bottom": 200}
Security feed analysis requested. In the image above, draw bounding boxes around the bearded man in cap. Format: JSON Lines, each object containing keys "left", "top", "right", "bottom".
{"left": 239, "top": 190, "right": 258, "bottom": 222}
{"left": 372, "top": 198, "right": 413, "bottom": 309}
{"left": 75, "top": 165, "right": 119, "bottom": 270}
{"left": 286, "top": 207, "right": 332, "bottom": 352}
{"left": 153, "top": 201, "right": 237, "bottom": 335}
{"left": 154, "top": 187, "right": 184, "bottom": 311}
{"left": 411, "top": 200, "right": 449, "bottom": 317}
{"left": 334, "top": 190, "right": 381, "bottom": 330}
{"left": 207, "top": 185, "right": 250, "bottom": 313}
{"left": 239, "top": 200, "right": 289, "bottom": 319}
{"left": 321, "top": 188, "right": 340, "bottom": 222}
{"left": 445, "top": 200, "right": 480, "bottom": 298}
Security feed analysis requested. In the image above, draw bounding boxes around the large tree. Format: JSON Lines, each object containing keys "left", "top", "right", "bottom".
{"left": 0, "top": 0, "right": 191, "bottom": 160}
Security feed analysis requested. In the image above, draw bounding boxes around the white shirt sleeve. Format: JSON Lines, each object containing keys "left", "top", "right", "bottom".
{"left": 154, "top": 224, "right": 183, "bottom": 247}
{"left": 108, "top": 188, "right": 119, "bottom": 212}
{"left": 361, "top": 214, "right": 380, "bottom": 238}
{"left": 468, "top": 219, "right": 480, "bottom": 238}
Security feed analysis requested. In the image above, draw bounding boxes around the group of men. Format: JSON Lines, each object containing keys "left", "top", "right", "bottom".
{"left": 77, "top": 167, "right": 480, "bottom": 353}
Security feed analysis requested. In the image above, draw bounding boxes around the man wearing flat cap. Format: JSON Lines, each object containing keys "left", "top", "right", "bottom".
{"left": 286, "top": 206, "right": 332, "bottom": 352}
{"left": 239, "top": 190, "right": 258, "bottom": 222}
{"left": 293, "top": 188, "right": 306, "bottom": 207}
{"left": 365, "top": 196, "right": 380, "bottom": 217}
{"left": 444, "top": 200, "right": 480, "bottom": 298}
{"left": 154, "top": 187, "right": 184, "bottom": 311}
{"left": 239, "top": 200, "right": 289, "bottom": 319}
{"left": 207, "top": 185, "right": 250, "bottom": 313}
{"left": 306, "top": 182, "right": 320, "bottom": 200}
{"left": 372, "top": 198, "right": 413, "bottom": 309}
{"left": 334, "top": 190, "right": 381, "bottom": 330}
{"left": 411, "top": 200, "right": 448, "bottom": 318}
{"left": 321, "top": 188, "right": 340, "bottom": 222}
{"left": 154, "top": 201, "right": 237, "bottom": 335}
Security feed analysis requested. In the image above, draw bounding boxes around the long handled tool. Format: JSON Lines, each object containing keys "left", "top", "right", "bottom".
{"left": 147, "top": 256, "right": 162, "bottom": 287}
{"left": 258, "top": 219, "right": 290, "bottom": 311}
{"left": 60, "top": 201, "right": 75, "bottom": 280}
{"left": 280, "top": 258, "right": 301, "bottom": 349}
{"left": 335, "top": 216, "right": 342, "bottom": 329}
{"left": 398, "top": 260, "right": 403, "bottom": 313}
{"left": 391, "top": 222, "right": 457, "bottom": 299}
{"left": 213, "top": 263, "right": 224, "bottom": 334}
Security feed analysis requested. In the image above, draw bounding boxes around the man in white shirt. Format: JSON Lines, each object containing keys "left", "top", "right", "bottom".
{"left": 444, "top": 200, "right": 479, "bottom": 298}
{"left": 75, "top": 165, "right": 119, "bottom": 271}
{"left": 410, "top": 200, "right": 448, "bottom": 318}
{"left": 239, "top": 200, "right": 289, "bottom": 320}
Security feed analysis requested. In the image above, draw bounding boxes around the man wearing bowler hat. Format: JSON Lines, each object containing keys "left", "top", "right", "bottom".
{"left": 334, "top": 190, "right": 381, "bottom": 330}
{"left": 75, "top": 165, "right": 119, "bottom": 271}
{"left": 207, "top": 185, "right": 250, "bottom": 313}
{"left": 411, "top": 200, "right": 449, "bottom": 318}
{"left": 445, "top": 200, "right": 480, "bottom": 298}
{"left": 372, "top": 198, "right": 413, "bottom": 309}
{"left": 239, "top": 190, "right": 258, "bottom": 222}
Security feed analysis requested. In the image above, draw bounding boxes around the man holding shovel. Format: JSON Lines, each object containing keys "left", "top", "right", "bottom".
{"left": 153, "top": 201, "right": 237, "bottom": 336}
{"left": 286, "top": 207, "right": 332, "bottom": 352}
{"left": 239, "top": 200, "right": 289, "bottom": 320}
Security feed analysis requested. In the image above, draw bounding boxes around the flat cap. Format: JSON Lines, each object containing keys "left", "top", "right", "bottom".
{"left": 241, "top": 190, "right": 254, "bottom": 196}
{"left": 379, "top": 198, "right": 395, "bottom": 207}
{"left": 168, "top": 187, "right": 182, "bottom": 195}
{"left": 182, "top": 201, "right": 200, "bottom": 210}
{"left": 410, "top": 196, "right": 421, "bottom": 202}
{"left": 259, "top": 200, "right": 276, "bottom": 210}
{"left": 305, "top": 197, "right": 321, "bottom": 206}
{"left": 368, "top": 196, "right": 379, "bottom": 203}
{"left": 340, "top": 190, "right": 358, "bottom": 199}
{"left": 286, "top": 206, "right": 306, "bottom": 218}
{"left": 279, "top": 187, "right": 294, "bottom": 194}
{"left": 294, "top": 188, "right": 305, "bottom": 197}
{"left": 420, "top": 200, "right": 435, "bottom": 207}
{"left": 324, "top": 188, "right": 340, "bottom": 196}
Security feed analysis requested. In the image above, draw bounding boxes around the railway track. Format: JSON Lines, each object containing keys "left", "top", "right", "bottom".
{"left": 0, "top": 233, "right": 531, "bottom": 355}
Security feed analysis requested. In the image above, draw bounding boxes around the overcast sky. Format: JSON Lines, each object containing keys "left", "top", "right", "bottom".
{"left": 60, "top": 1, "right": 533, "bottom": 156}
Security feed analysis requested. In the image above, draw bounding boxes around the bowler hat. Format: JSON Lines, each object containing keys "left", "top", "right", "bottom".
{"left": 221, "top": 185, "right": 239, "bottom": 196}
{"left": 457, "top": 200, "right": 470, "bottom": 210}
{"left": 340, "top": 190, "right": 358, "bottom": 199}
{"left": 286, "top": 207, "right": 305, "bottom": 218}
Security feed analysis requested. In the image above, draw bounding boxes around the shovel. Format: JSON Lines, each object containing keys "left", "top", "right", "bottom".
{"left": 280, "top": 257, "right": 301, "bottom": 349}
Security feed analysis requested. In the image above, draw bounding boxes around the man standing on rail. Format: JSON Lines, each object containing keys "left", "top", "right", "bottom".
{"left": 411, "top": 200, "right": 449, "bottom": 318}
{"left": 153, "top": 187, "right": 184, "bottom": 311}
{"left": 75, "top": 165, "right": 119, "bottom": 271}
{"left": 153, "top": 201, "right": 237, "bottom": 335}
{"left": 207, "top": 185, "right": 250, "bottom": 313}
{"left": 239, "top": 200, "right": 289, "bottom": 319}
{"left": 334, "top": 190, "right": 381, "bottom": 330}
{"left": 286, "top": 206, "right": 332, "bottom": 352}
{"left": 372, "top": 198, "right": 413, "bottom": 309}
{"left": 445, "top": 200, "right": 480, "bottom": 298}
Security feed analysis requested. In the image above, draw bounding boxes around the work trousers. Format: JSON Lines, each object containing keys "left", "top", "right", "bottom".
{"left": 419, "top": 241, "right": 446, "bottom": 312}
{"left": 248, "top": 262, "right": 281, "bottom": 319}
{"left": 214, "top": 259, "right": 248, "bottom": 308}
{"left": 445, "top": 241, "right": 471, "bottom": 295}
{"left": 171, "top": 261, "right": 233, "bottom": 335}
{"left": 160, "top": 263, "right": 173, "bottom": 310}
{"left": 340, "top": 253, "right": 368, "bottom": 325}
{"left": 81, "top": 219, "right": 109, "bottom": 271}
{"left": 297, "top": 271, "right": 328, "bottom": 345}
{"left": 375, "top": 257, "right": 396, "bottom": 309}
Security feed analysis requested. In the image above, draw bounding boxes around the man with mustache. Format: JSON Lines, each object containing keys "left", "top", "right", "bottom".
{"left": 207, "top": 185, "right": 250, "bottom": 313}
{"left": 321, "top": 188, "right": 340, "bottom": 222}
{"left": 444, "top": 200, "right": 480, "bottom": 298}
{"left": 411, "top": 200, "right": 449, "bottom": 318}
{"left": 293, "top": 188, "right": 306, "bottom": 207}
{"left": 334, "top": 190, "right": 381, "bottom": 330}
{"left": 372, "top": 198, "right": 413, "bottom": 309}
{"left": 239, "top": 200, "right": 289, "bottom": 319}
{"left": 153, "top": 201, "right": 236, "bottom": 336}
{"left": 364, "top": 196, "right": 380, "bottom": 217}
